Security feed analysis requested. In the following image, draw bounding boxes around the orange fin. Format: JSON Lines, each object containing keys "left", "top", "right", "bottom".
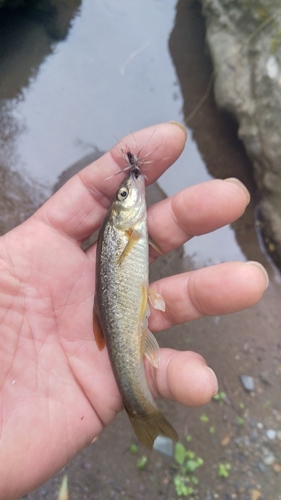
{"left": 118, "top": 228, "right": 141, "bottom": 264}
{"left": 93, "top": 303, "right": 105, "bottom": 351}
{"left": 141, "top": 323, "right": 160, "bottom": 368}
{"left": 148, "top": 286, "right": 166, "bottom": 312}
{"left": 127, "top": 409, "right": 178, "bottom": 449}
{"left": 149, "top": 237, "right": 164, "bottom": 256}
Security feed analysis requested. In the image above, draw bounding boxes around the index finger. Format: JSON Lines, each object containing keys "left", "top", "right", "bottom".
{"left": 33, "top": 122, "right": 187, "bottom": 242}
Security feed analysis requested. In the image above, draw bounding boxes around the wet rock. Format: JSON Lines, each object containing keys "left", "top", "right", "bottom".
{"left": 200, "top": 0, "right": 281, "bottom": 269}
{"left": 239, "top": 375, "right": 255, "bottom": 392}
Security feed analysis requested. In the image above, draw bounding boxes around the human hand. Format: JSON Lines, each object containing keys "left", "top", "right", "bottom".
{"left": 0, "top": 123, "right": 268, "bottom": 499}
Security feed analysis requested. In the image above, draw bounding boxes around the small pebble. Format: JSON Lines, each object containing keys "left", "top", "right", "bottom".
{"left": 258, "top": 462, "right": 265, "bottom": 473}
{"left": 250, "top": 429, "right": 258, "bottom": 441}
{"left": 273, "top": 463, "right": 281, "bottom": 473}
{"left": 266, "top": 429, "right": 276, "bottom": 440}
{"left": 260, "top": 370, "right": 271, "bottom": 385}
{"left": 153, "top": 436, "right": 174, "bottom": 457}
{"left": 263, "top": 453, "right": 275, "bottom": 465}
{"left": 240, "top": 375, "right": 255, "bottom": 392}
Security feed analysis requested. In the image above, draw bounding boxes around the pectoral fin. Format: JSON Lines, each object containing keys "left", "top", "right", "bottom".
{"left": 93, "top": 302, "right": 105, "bottom": 351}
{"left": 141, "top": 323, "right": 160, "bottom": 369}
{"left": 118, "top": 228, "right": 141, "bottom": 264}
{"left": 148, "top": 287, "right": 166, "bottom": 312}
{"left": 149, "top": 237, "right": 164, "bottom": 256}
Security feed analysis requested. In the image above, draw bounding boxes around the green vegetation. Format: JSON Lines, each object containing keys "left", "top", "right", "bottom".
{"left": 136, "top": 456, "right": 148, "bottom": 470}
{"left": 130, "top": 443, "right": 139, "bottom": 454}
{"left": 173, "top": 441, "right": 204, "bottom": 497}
{"left": 270, "top": 30, "right": 281, "bottom": 54}
{"left": 200, "top": 413, "right": 209, "bottom": 424}
{"left": 57, "top": 475, "right": 68, "bottom": 500}
{"left": 236, "top": 416, "right": 245, "bottom": 426}
{"left": 218, "top": 463, "right": 231, "bottom": 478}
{"left": 213, "top": 391, "right": 226, "bottom": 403}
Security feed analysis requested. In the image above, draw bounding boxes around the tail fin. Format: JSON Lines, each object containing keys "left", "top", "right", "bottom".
{"left": 127, "top": 410, "right": 178, "bottom": 449}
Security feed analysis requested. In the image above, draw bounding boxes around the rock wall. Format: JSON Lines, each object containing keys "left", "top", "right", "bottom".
{"left": 200, "top": 0, "right": 281, "bottom": 267}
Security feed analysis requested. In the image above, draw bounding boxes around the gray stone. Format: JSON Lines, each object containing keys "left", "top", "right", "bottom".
{"left": 258, "top": 461, "right": 265, "bottom": 473}
{"left": 200, "top": 0, "right": 281, "bottom": 268}
{"left": 153, "top": 436, "right": 174, "bottom": 457}
{"left": 239, "top": 375, "right": 255, "bottom": 392}
{"left": 263, "top": 453, "right": 276, "bottom": 465}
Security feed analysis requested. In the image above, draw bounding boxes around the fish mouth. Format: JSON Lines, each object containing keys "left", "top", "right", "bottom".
{"left": 130, "top": 165, "right": 141, "bottom": 179}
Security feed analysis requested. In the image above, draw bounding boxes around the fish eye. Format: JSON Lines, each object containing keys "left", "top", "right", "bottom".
{"left": 117, "top": 187, "right": 129, "bottom": 200}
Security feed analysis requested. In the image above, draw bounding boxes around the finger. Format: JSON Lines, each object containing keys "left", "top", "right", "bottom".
{"left": 147, "top": 178, "right": 250, "bottom": 255}
{"left": 148, "top": 349, "right": 218, "bottom": 406}
{"left": 34, "top": 123, "right": 187, "bottom": 242}
{"left": 148, "top": 261, "right": 268, "bottom": 331}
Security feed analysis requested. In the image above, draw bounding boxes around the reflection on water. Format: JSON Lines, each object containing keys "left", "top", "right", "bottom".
{"left": 0, "top": 0, "right": 267, "bottom": 268}
{"left": 0, "top": 2, "right": 81, "bottom": 234}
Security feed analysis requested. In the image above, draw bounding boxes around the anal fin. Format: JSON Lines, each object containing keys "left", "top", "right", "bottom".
{"left": 141, "top": 324, "right": 160, "bottom": 369}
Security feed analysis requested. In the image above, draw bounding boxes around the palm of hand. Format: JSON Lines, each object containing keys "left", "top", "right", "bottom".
{"left": 0, "top": 124, "right": 267, "bottom": 500}
{"left": 0, "top": 219, "right": 121, "bottom": 495}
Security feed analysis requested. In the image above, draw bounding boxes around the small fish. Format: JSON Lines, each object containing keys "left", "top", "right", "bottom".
{"left": 94, "top": 153, "right": 178, "bottom": 449}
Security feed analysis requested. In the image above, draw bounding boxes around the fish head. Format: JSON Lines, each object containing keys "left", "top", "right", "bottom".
{"left": 111, "top": 168, "right": 146, "bottom": 229}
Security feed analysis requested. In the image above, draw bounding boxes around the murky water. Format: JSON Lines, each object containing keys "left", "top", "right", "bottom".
{"left": 0, "top": 0, "right": 269, "bottom": 267}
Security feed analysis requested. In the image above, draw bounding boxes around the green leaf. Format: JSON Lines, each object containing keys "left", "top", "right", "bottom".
{"left": 173, "top": 475, "right": 194, "bottom": 497}
{"left": 200, "top": 413, "right": 209, "bottom": 423}
{"left": 174, "top": 442, "right": 186, "bottom": 465}
{"left": 218, "top": 462, "right": 231, "bottom": 478}
{"left": 185, "top": 460, "right": 198, "bottom": 472}
{"left": 130, "top": 443, "right": 138, "bottom": 454}
{"left": 137, "top": 456, "right": 148, "bottom": 470}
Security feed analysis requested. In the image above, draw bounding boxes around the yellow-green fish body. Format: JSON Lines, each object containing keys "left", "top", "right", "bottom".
{"left": 94, "top": 164, "right": 178, "bottom": 448}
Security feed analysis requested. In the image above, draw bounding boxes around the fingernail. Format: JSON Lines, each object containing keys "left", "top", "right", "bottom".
{"left": 224, "top": 177, "right": 250, "bottom": 205}
{"left": 168, "top": 121, "right": 188, "bottom": 141}
{"left": 206, "top": 366, "right": 218, "bottom": 397}
{"left": 247, "top": 261, "right": 269, "bottom": 289}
